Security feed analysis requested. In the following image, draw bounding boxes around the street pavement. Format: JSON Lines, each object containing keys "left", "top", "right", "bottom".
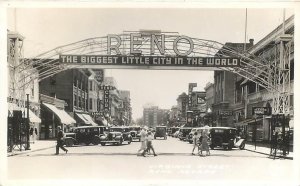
{"left": 6, "top": 137, "right": 296, "bottom": 185}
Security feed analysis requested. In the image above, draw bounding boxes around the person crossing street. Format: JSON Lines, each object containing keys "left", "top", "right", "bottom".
{"left": 142, "top": 130, "right": 157, "bottom": 157}
{"left": 55, "top": 126, "right": 68, "bottom": 155}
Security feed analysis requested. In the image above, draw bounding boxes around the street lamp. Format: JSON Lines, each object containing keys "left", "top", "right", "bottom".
{"left": 25, "top": 94, "right": 31, "bottom": 150}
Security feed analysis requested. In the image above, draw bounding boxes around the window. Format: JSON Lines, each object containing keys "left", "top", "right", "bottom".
{"left": 31, "top": 87, "right": 34, "bottom": 97}
{"left": 74, "top": 95, "right": 77, "bottom": 107}
{"left": 90, "top": 98, "right": 93, "bottom": 110}
{"left": 50, "top": 92, "right": 56, "bottom": 98}
{"left": 79, "top": 96, "right": 82, "bottom": 108}
{"left": 290, "top": 95, "right": 294, "bottom": 110}
{"left": 90, "top": 81, "right": 93, "bottom": 91}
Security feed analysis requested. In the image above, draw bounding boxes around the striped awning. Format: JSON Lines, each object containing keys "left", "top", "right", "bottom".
{"left": 43, "top": 103, "right": 76, "bottom": 125}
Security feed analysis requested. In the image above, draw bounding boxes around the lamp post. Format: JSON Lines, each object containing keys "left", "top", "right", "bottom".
{"left": 253, "top": 114, "right": 257, "bottom": 150}
{"left": 25, "top": 94, "right": 31, "bottom": 150}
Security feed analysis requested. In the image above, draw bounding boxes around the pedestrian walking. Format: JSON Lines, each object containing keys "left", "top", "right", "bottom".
{"left": 34, "top": 127, "right": 38, "bottom": 141}
{"left": 55, "top": 126, "right": 68, "bottom": 155}
{"left": 142, "top": 131, "right": 157, "bottom": 157}
{"left": 199, "top": 130, "right": 210, "bottom": 156}
{"left": 29, "top": 127, "right": 34, "bottom": 144}
{"left": 191, "top": 132, "right": 199, "bottom": 155}
{"left": 137, "top": 127, "right": 147, "bottom": 155}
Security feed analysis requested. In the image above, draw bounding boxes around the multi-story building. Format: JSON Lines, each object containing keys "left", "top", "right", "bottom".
{"left": 212, "top": 40, "right": 254, "bottom": 127}
{"left": 168, "top": 106, "right": 179, "bottom": 127}
{"left": 39, "top": 69, "right": 97, "bottom": 126}
{"left": 176, "top": 92, "right": 188, "bottom": 121}
{"left": 119, "top": 90, "right": 132, "bottom": 126}
{"left": 7, "top": 31, "right": 42, "bottom": 141}
{"left": 143, "top": 106, "right": 159, "bottom": 128}
{"left": 142, "top": 107, "right": 168, "bottom": 127}
{"left": 235, "top": 16, "right": 294, "bottom": 142}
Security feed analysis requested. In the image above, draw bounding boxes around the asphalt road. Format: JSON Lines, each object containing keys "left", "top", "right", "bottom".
{"left": 6, "top": 137, "right": 295, "bottom": 184}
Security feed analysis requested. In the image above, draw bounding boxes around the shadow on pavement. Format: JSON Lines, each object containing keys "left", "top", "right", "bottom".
{"left": 21, "top": 152, "right": 267, "bottom": 159}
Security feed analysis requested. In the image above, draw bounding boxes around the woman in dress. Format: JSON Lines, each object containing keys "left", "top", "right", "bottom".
{"left": 199, "top": 130, "right": 210, "bottom": 156}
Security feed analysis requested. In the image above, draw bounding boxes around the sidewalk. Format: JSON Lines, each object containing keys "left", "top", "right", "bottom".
{"left": 244, "top": 142, "right": 293, "bottom": 160}
{"left": 7, "top": 140, "right": 56, "bottom": 157}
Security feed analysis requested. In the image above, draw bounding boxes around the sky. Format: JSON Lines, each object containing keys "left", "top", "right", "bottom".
{"left": 6, "top": 7, "right": 294, "bottom": 120}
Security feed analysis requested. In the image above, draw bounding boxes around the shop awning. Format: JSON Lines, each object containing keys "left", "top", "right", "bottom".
{"left": 8, "top": 103, "right": 41, "bottom": 123}
{"left": 76, "top": 113, "right": 98, "bottom": 126}
{"left": 23, "top": 109, "right": 41, "bottom": 123}
{"left": 43, "top": 103, "right": 76, "bottom": 125}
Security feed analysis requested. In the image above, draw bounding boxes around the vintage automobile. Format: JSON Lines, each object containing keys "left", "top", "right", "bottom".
{"left": 209, "top": 127, "right": 245, "bottom": 150}
{"left": 154, "top": 126, "right": 167, "bottom": 140}
{"left": 178, "top": 127, "right": 192, "bottom": 141}
{"left": 99, "top": 126, "right": 132, "bottom": 146}
{"left": 170, "top": 127, "right": 180, "bottom": 137}
{"left": 129, "top": 126, "right": 141, "bottom": 141}
{"left": 64, "top": 126, "right": 109, "bottom": 147}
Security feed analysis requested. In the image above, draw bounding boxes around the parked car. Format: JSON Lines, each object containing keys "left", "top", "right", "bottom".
{"left": 209, "top": 127, "right": 245, "bottom": 150}
{"left": 129, "top": 126, "right": 141, "bottom": 141}
{"left": 178, "top": 127, "right": 192, "bottom": 141}
{"left": 154, "top": 126, "right": 167, "bottom": 139}
{"left": 64, "top": 126, "right": 109, "bottom": 147}
{"left": 170, "top": 127, "right": 180, "bottom": 137}
{"left": 99, "top": 126, "right": 132, "bottom": 146}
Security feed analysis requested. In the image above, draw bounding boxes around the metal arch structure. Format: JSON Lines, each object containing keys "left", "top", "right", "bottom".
{"left": 10, "top": 31, "right": 293, "bottom": 115}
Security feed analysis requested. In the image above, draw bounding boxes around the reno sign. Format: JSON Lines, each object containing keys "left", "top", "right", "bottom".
{"left": 59, "top": 33, "right": 241, "bottom": 68}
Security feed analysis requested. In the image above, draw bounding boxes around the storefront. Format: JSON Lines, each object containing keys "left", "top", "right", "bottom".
{"left": 75, "top": 112, "right": 98, "bottom": 126}
{"left": 40, "top": 102, "right": 76, "bottom": 139}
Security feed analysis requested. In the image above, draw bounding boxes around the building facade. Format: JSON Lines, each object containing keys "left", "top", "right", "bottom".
{"left": 39, "top": 69, "right": 98, "bottom": 126}
{"left": 212, "top": 40, "right": 254, "bottom": 127}
{"left": 234, "top": 16, "right": 294, "bottom": 142}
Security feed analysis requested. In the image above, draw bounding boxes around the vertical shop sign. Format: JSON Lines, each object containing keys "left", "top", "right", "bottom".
{"left": 103, "top": 90, "right": 110, "bottom": 115}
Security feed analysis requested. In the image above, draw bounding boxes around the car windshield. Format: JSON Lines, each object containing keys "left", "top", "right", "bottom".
{"left": 129, "top": 127, "right": 140, "bottom": 132}
{"left": 110, "top": 128, "right": 123, "bottom": 132}
{"left": 156, "top": 127, "right": 166, "bottom": 132}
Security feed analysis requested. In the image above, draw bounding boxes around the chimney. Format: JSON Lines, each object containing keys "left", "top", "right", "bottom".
{"left": 249, "top": 39, "right": 254, "bottom": 46}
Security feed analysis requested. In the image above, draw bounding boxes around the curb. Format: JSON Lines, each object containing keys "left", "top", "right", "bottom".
{"left": 7, "top": 145, "right": 56, "bottom": 157}
{"left": 245, "top": 148, "right": 293, "bottom": 160}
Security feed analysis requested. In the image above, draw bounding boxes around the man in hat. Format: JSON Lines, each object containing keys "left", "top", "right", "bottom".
{"left": 55, "top": 126, "right": 68, "bottom": 155}
{"left": 137, "top": 126, "right": 147, "bottom": 155}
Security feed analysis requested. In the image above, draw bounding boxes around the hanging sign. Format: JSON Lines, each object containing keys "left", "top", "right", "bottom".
{"left": 252, "top": 107, "right": 272, "bottom": 115}
{"left": 60, "top": 55, "right": 240, "bottom": 67}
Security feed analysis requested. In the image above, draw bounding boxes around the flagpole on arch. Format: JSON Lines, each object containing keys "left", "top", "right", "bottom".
{"left": 244, "top": 8, "right": 248, "bottom": 52}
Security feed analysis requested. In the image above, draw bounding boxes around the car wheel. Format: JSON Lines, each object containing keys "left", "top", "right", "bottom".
{"left": 65, "top": 139, "right": 74, "bottom": 147}
{"left": 239, "top": 142, "right": 245, "bottom": 150}
{"left": 92, "top": 138, "right": 100, "bottom": 145}
{"left": 100, "top": 142, "right": 106, "bottom": 146}
{"left": 128, "top": 140, "right": 132, "bottom": 144}
{"left": 138, "top": 138, "right": 141, "bottom": 142}
{"left": 189, "top": 141, "right": 192, "bottom": 144}
{"left": 210, "top": 145, "right": 214, "bottom": 150}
